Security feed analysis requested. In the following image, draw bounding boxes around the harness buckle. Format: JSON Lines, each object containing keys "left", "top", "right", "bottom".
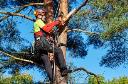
{"left": 36, "top": 37, "right": 41, "bottom": 40}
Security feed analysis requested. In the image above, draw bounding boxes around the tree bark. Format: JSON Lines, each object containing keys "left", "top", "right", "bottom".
{"left": 59, "top": 0, "right": 68, "bottom": 58}
{"left": 44, "top": 0, "right": 54, "bottom": 23}
{"left": 56, "top": 0, "right": 69, "bottom": 84}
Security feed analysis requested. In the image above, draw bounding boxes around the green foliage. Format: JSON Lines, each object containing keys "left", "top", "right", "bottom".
{"left": 89, "top": 0, "right": 128, "bottom": 40}
{"left": 106, "top": 76, "right": 128, "bottom": 84}
{"left": 0, "top": 18, "right": 33, "bottom": 73}
{"left": 88, "top": 75, "right": 105, "bottom": 84}
{"left": 0, "top": 74, "right": 33, "bottom": 84}
{"left": 0, "top": 19, "right": 30, "bottom": 52}
{"left": 88, "top": 75, "right": 128, "bottom": 84}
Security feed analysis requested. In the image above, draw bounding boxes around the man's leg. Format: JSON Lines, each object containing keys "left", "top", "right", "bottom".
{"left": 54, "top": 46, "right": 67, "bottom": 71}
{"left": 54, "top": 46, "right": 72, "bottom": 76}
{"left": 40, "top": 54, "right": 53, "bottom": 82}
{"left": 35, "top": 36, "right": 53, "bottom": 82}
{"left": 38, "top": 36, "right": 71, "bottom": 77}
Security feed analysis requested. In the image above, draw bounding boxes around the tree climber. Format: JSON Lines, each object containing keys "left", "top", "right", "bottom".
{"left": 33, "top": 9, "right": 70, "bottom": 82}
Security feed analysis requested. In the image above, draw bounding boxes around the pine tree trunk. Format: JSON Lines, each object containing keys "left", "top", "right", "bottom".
{"left": 43, "top": 0, "right": 68, "bottom": 84}
{"left": 59, "top": 0, "right": 68, "bottom": 58}
{"left": 44, "top": 0, "right": 54, "bottom": 23}
{"left": 56, "top": 0, "right": 69, "bottom": 84}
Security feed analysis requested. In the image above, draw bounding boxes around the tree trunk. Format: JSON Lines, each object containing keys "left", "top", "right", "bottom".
{"left": 59, "top": 0, "right": 68, "bottom": 58}
{"left": 43, "top": 0, "right": 54, "bottom": 23}
{"left": 56, "top": 0, "right": 69, "bottom": 84}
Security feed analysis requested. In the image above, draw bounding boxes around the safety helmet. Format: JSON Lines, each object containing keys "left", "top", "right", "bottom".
{"left": 34, "top": 9, "right": 47, "bottom": 17}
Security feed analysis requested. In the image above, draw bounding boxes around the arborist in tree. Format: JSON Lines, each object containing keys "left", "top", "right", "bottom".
{"left": 33, "top": 8, "right": 71, "bottom": 82}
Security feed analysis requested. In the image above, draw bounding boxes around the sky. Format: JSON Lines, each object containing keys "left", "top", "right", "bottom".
{"left": 1, "top": 0, "right": 128, "bottom": 83}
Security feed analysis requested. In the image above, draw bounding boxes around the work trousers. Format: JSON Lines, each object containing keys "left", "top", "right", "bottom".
{"left": 34, "top": 35, "right": 67, "bottom": 81}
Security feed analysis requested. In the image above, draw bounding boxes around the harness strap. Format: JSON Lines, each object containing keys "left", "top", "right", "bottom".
{"left": 58, "top": 43, "right": 67, "bottom": 47}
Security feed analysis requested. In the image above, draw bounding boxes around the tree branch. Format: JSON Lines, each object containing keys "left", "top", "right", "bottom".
{"left": 18, "top": 2, "right": 52, "bottom": 8}
{"left": 64, "top": 0, "right": 88, "bottom": 22}
{"left": 66, "top": 28, "right": 99, "bottom": 35}
{"left": 0, "top": 7, "right": 26, "bottom": 22}
{"left": 0, "top": 2, "right": 51, "bottom": 22}
{"left": 0, "top": 50, "right": 34, "bottom": 64}
{"left": 72, "top": 67, "right": 100, "bottom": 84}
{"left": 0, "top": 12, "right": 35, "bottom": 21}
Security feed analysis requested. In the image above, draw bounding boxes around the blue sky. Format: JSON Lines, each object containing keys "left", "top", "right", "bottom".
{"left": 1, "top": 0, "right": 128, "bottom": 83}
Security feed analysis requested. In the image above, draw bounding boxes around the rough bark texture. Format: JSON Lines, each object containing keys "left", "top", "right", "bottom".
{"left": 59, "top": 0, "right": 68, "bottom": 58}
{"left": 56, "top": 0, "right": 69, "bottom": 84}
{"left": 44, "top": 0, "right": 54, "bottom": 23}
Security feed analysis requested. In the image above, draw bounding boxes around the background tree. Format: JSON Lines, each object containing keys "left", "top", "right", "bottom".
{"left": 0, "top": 70, "right": 33, "bottom": 84}
{"left": 88, "top": 0, "right": 128, "bottom": 67}
{"left": 88, "top": 75, "right": 128, "bottom": 84}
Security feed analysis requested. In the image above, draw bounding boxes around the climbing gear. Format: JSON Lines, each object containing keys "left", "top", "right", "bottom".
{"left": 51, "top": 39, "right": 56, "bottom": 83}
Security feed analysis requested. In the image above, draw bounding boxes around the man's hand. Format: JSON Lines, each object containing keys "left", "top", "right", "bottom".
{"left": 56, "top": 15, "right": 65, "bottom": 26}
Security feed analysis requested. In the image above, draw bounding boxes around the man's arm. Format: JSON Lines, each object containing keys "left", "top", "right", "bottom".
{"left": 42, "top": 20, "right": 60, "bottom": 33}
{"left": 36, "top": 18, "right": 63, "bottom": 33}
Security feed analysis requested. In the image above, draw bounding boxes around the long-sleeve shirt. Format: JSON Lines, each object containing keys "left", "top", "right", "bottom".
{"left": 34, "top": 19, "right": 59, "bottom": 37}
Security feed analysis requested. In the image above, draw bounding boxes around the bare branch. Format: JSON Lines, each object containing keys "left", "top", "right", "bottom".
{"left": 0, "top": 50, "right": 34, "bottom": 64}
{"left": 0, "top": 1, "right": 52, "bottom": 22}
{"left": 64, "top": 0, "right": 88, "bottom": 22}
{"left": 72, "top": 67, "right": 100, "bottom": 84}
{"left": 0, "top": 7, "right": 26, "bottom": 22}
{"left": 66, "top": 28, "right": 99, "bottom": 35}
{"left": 0, "top": 12, "right": 35, "bottom": 21}
{"left": 19, "top": 2, "right": 52, "bottom": 8}
{"left": 15, "top": 1, "right": 51, "bottom": 8}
